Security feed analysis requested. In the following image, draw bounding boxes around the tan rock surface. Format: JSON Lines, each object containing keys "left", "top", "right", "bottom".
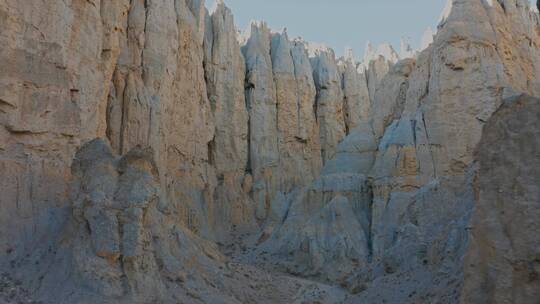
{"left": 0, "top": 0, "right": 129, "bottom": 256}
{"left": 1, "top": 0, "right": 540, "bottom": 303}
{"left": 272, "top": 32, "right": 322, "bottom": 194}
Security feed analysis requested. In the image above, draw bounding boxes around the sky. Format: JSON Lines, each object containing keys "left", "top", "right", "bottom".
{"left": 205, "top": 0, "right": 538, "bottom": 59}
{"left": 206, "top": 0, "right": 449, "bottom": 58}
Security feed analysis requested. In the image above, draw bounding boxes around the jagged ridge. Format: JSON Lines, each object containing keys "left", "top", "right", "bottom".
{"left": 1, "top": 0, "right": 540, "bottom": 303}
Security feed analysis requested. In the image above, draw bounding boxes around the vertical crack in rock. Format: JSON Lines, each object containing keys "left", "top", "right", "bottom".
{"left": 203, "top": 1, "right": 254, "bottom": 241}
{"left": 242, "top": 21, "right": 279, "bottom": 221}
{"left": 2, "top": 0, "right": 540, "bottom": 303}
{"left": 310, "top": 46, "right": 347, "bottom": 163}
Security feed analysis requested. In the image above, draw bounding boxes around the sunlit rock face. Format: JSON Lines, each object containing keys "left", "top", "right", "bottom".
{"left": 271, "top": 32, "right": 323, "bottom": 195}
{"left": 203, "top": 1, "right": 255, "bottom": 241}
{"left": 338, "top": 51, "right": 371, "bottom": 133}
{"left": 1, "top": 0, "right": 540, "bottom": 303}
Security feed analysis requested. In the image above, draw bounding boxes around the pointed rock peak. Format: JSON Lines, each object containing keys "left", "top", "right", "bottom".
{"left": 377, "top": 43, "right": 399, "bottom": 63}
{"left": 271, "top": 31, "right": 294, "bottom": 73}
{"left": 210, "top": 0, "right": 236, "bottom": 25}
{"left": 306, "top": 42, "right": 334, "bottom": 58}
{"left": 400, "top": 37, "right": 416, "bottom": 59}
{"left": 271, "top": 29, "right": 292, "bottom": 51}
{"left": 420, "top": 26, "right": 435, "bottom": 50}
{"left": 243, "top": 20, "right": 272, "bottom": 44}
{"left": 438, "top": 0, "right": 453, "bottom": 24}
{"left": 209, "top": 0, "right": 225, "bottom": 14}
{"left": 362, "top": 41, "right": 376, "bottom": 63}
{"left": 213, "top": 0, "right": 228, "bottom": 14}
{"left": 291, "top": 37, "right": 311, "bottom": 54}
{"left": 270, "top": 27, "right": 289, "bottom": 42}
{"left": 250, "top": 20, "right": 268, "bottom": 30}
{"left": 361, "top": 41, "right": 399, "bottom": 67}
{"left": 344, "top": 47, "right": 355, "bottom": 63}
{"left": 292, "top": 36, "right": 307, "bottom": 46}
{"left": 356, "top": 64, "right": 367, "bottom": 75}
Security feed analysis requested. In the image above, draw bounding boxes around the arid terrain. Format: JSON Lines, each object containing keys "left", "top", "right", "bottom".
{"left": 0, "top": 0, "right": 539, "bottom": 303}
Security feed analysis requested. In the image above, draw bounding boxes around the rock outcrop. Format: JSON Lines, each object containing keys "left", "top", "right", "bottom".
{"left": 1, "top": 0, "right": 540, "bottom": 303}
{"left": 241, "top": 24, "right": 326, "bottom": 221}
{"left": 0, "top": 0, "right": 128, "bottom": 259}
{"left": 310, "top": 46, "right": 347, "bottom": 162}
{"left": 338, "top": 50, "right": 371, "bottom": 132}
{"left": 253, "top": 1, "right": 540, "bottom": 302}
{"left": 203, "top": 1, "right": 254, "bottom": 241}
{"left": 256, "top": 124, "right": 376, "bottom": 286}
{"left": 6, "top": 139, "right": 348, "bottom": 304}
{"left": 12, "top": 139, "right": 231, "bottom": 303}
{"left": 0, "top": 0, "right": 226, "bottom": 253}
{"left": 242, "top": 22, "right": 280, "bottom": 220}
{"left": 272, "top": 32, "right": 323, "bottom": 194}
{"left": 461, "top": 94, "right": 540, "bottom": 304}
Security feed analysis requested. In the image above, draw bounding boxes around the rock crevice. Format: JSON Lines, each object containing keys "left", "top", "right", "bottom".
{"left": 1, "top": 0, "right": 540, "bottom": 303}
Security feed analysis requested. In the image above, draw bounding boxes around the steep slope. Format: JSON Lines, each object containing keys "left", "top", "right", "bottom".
{"left": 461, "top": 94, "right": 540, "bottom": 304}
{"left": 203, "top": 1, "right": 255, "bottom": 241}
{"left": 1, "top": 0, "right": 540, "bottom": 303}
{"left": 252, "top": 0, "right": 540, "bottom": 302}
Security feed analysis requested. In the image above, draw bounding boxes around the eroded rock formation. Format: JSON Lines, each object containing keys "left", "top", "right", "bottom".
{"left": 461, "top": 94, "right": 540, "bottom": 304}
{"left": 203, "top": 1, "right": 254, "bottom": 241}
{"left": 1, "top": 0, "right": 540, "bottom": 303}
{"left": 310, "top": 46, "right": 347, "bottom": 162}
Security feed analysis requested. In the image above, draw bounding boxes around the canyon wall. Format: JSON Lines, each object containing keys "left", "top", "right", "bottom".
{"left": 1, "top": 0, "right": 539, "bottom": 303}
{"left": 253, "top": 0, "right": 540, "bottom": 302}
{"left": 461, "top": 94, "right": 540, "bottom": 304}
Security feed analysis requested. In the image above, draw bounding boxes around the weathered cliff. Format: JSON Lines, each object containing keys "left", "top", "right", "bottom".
{"left": 203, "top": 1, "right": 254, "bottom": 241}
{"left": 252, "top": 0, "right": 540, "bottom": 302}
{"left": 1, "top": 0, "right": 539, "bottom": 303}
{"left": 461, "top": 94, "right": 540, "bottom": 304}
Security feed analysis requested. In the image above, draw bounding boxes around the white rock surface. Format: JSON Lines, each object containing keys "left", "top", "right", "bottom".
{"left": 242, "top": 22, "right": 280, "bottom": 220}
{"left": 1, "top": 0, "right": 540, "bottom": 303}
{"left": 310, "top": 47, "right": 347, "bottom": 162}
{"left": 338, "top": 52, "right": 371, "bottom": 132}
{"left": 204, "top": 1, "right": 255, "bottom": 241}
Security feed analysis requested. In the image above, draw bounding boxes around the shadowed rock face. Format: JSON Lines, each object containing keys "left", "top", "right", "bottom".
{"left": 6, "top": 139, "right": 349, "bottom": 304}
{"left": 462, "top": 94, "right": 540, "bottom": 304}
{"left": 310, "top": 47, "right": 347, "bottom": 163}
{"left": 1, "top": 0, "right": 540, "bottom": 303}
{"left": 13, "top": 139, "right": 229, "bottom": 303}
{"left": 67, "top": 139, "right": 164, "bottom": 301}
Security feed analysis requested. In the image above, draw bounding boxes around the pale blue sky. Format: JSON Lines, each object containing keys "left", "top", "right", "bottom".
{"left": 207, "top": 0, "right": 448, "bottom": 57}
{"left": 207, "top": 0, "right": 539, "bottom": 58}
